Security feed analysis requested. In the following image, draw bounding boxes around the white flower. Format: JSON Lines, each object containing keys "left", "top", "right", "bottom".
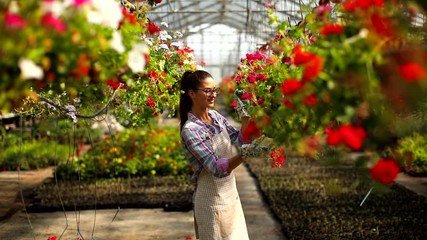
{"left": 85, "top": 0, "right": 122, "bottom": 29}
{"left": 41, "top": 0, "right": 68, "bottom": 17}
{"left": 144, "top": 37, "right": 153, "bottom": 46}
{"left": 110, "top": 31, "right": 125, "bottom": 53}
{"left": 127, "top": 43, "right": 149, "bottom": 73}
{"left": 18, "top": 59, "right": 44, "bottom": 80}
{"left": 171, "top": 41, "right": 184, "bottom": 48}
{"left": 158, "top": 31, "right": 172, "bottom": 41}
{"left": 161, "top": 22, "right": 169, "bottom": 28}
{"left": 159, "top": 43, "right": 169, "bottom": 50}
{"left": 173, "top": 31, "right": 183, "bottom": 38}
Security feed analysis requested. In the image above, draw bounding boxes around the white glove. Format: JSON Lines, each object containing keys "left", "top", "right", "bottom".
{"left": 234, "top": 89, "right": 250, "bottom": 118}
{"left": 240, "top": 142, "right": 271, "bottom": 159}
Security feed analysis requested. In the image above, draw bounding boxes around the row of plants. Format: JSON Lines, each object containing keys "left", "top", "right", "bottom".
{"left": 29, "top": 175, "right": 193, "bottom": 212}
{"left": 0, "top": 132, "right": 71, "bottom": 171}
{"left": 245, "top": 156, "right": 427, "bottom": 239}
{"left": 54, "top": 124, "right": 191, "bottom": 181}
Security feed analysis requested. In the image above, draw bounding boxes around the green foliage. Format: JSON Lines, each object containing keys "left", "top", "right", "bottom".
{"left": 395, "top": 133, "right": 427, "bottom": 173}
{"left": 55, "top": 125, "right": 190, "bottom": 180}
{"left": 0, "top": 139, "right": 71, "bottom": 170}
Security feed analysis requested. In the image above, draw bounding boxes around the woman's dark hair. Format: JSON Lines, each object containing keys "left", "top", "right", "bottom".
{"left": 179, "top": 70, "right": 213, "bottom": 130}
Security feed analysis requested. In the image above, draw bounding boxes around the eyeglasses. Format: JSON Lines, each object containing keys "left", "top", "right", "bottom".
{"left": 197, "top": 88, "right": 220, "bottom": 96}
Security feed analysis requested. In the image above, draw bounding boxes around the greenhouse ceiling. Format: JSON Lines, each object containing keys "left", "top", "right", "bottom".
{"left": 145, "top": 0, "right": 316, "bottom": 80}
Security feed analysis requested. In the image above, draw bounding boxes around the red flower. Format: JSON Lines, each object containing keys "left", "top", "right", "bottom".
{"left": 302, "top": 56, "right": 323, "bottom": 82}
{"left": 293, "top": 45, "right": 317, "bottom": 66}
{"left": 121, "top": 7, "right": 137, "bottom": 25}
{"left": 370, "top": 12, "right": 394, "bottom": 38}
{"left": 325, "top": 125, "right": 366, "bottom": 150}
{"left": 398, "top": 62, "right": 426, "bottom": 82}
{"left": 281, "top": 79, "right": 303, "bottom": 95}
{"left": 320, "top": 23, "right": 344, "bottom": 36}
{"left": 342, "top": 0, "right": 357, "bottom": 12}
{"left": 370, "top": 159, "right": 400, "bottom": 185}
{"left": 242, "top": 120, "right": 261, "bottom": 142}
{"left": 72, "top": 54, "right": 90, "bottom": 77}
{"left": 149, "top": 70, "right": 158, "bottom": 79}
{"left": 41, "top": 13, "right": 66, "bottom": 33}
{"left": 326, "top": 128, "right": 342, "bottom": 146}
{"left": 4, "top": 12, "right": 27, "bottom": 29}
{"left": 240, "top": 92, "right": 252, "bottom": 101}
{"left": 270, "top": 148, "right": 285, "bottom": 168}
{"left": 303, "top": 93, "right": 317, "bottom": 107}
{"left": 146, "top": 97, "right": 156, "bottom": 108}
{"left": 47, "top": 236, "right": 58, "bottom": 240}
{"left": 106, "top": 79, "right": 121, "bottom": 90}
{"left": 247, "top": 73, "right": 256, "bottom": 83}
{"left": 147, "top": 19, "right": 161, "bottom": 34}
{"left": 282, "top": 99, "right": 293, "bottom": 108}
{"left": 231, "top": 100, "right": 237, "bottom": 108}
{"left": 339, "top": 125, "right": 366, "bottom": 150}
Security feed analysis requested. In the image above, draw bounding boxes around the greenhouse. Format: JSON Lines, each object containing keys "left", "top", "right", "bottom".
{"left": 0, "top": 0, "right": 427, "bottom": 239}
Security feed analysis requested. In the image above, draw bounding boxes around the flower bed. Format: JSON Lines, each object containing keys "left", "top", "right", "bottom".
{"left": 245, "top": 156, "right": 427, "bottom": 239}
{"left": 28, "top": 175, "right": 193, "bottom": 212}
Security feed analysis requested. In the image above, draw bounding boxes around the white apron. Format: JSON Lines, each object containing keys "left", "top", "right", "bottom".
{"left": 194, "top": 122, "right": 249, "bottom": 240}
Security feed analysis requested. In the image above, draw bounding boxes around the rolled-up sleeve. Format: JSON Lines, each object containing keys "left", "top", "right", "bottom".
{"left": 181, "top": 126, "right": 230, "bottom": 178}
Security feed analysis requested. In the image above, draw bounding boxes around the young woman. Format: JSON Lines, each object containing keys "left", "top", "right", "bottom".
{"left": 179, "top": 70, "right": 253, "bottom": 239}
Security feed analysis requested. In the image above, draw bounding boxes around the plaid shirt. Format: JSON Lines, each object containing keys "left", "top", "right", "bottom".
{"left": 181, "top": 110, "right": 247, "bottom": 183}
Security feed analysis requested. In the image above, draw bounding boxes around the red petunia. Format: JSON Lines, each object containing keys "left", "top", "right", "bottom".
{"left": 146, "top": 97, "right": 156, "bottom": 108}
{"left": 342, "top": 0, "right": 357, "bottom": 12}
{"left": 270, "top": 148, "right": 285, "bottom": 168}
{"left": 4, "top": 12, "right": 27, "bottom": 29}
{"left": 325, "top": 124, "right": 366, "bottom": 150}
{"left": 302, "top": 56, "right": 323, "bottom": 82}
{"left": 320, "top": 23, "right": 344, "bottom": 36}
{"left": 106, "top": 79, "right": 121, "bottom": 90}
{"left": 231, "top": 100, "right": 237, "bottom": 108}
{"left": 303, "top": 93, "right": 317, "bottom": 107}
{"left": 398, "top": 62, "right": 426, "bottom": 82}
{"left": 370, "top": 158, "right": 400, "bottom": 185}
{"left": 370, "top": 12, "right": 394, "bottom": 38}
{"left": 281, "top": 79, "right": 303, "bottom": 95}
{"left": 339, "top": 125, "right": 366, "bottom": 150}
{"left": 240, "top": 92, "right": 252, "bottom": 101}
{"left": 292, "top": 45, "right": 317, "bottom": 66}
{"left": 242, "top": 120, "right": 261, "bottom": 142}
{"left": 147, "top": 19, "right": 161, "bottom": 34}
{"left": 41, "top": 13, "right": 66, "bottom": 33}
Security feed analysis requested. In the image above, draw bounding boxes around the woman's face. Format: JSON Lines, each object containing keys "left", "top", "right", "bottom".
{"left": 191, "top": 77, "right": 217, "bottom": 109}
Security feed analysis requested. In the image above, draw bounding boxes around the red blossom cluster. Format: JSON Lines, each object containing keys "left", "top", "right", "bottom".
{"left": 398, "top": 62, "right": 426, "bottom": 82}
{"left": 342, "top": 0, "right": 384, "bottom": 12}
{"left": 319, "top": 23, "right": 344, "bottom": 36}
{"left": 325, "top": 124, "right": 367, "bottom": 150}
{"left": 242, "top": 120, "right": 261, "bottom": 142}
{"left": 146, "top": 97, "right": 156, "bottom": 108}
{"left": 370, "top": 158, "right": 400, "bottom": 184}
{"left": 270, "top": 147, "right": 285, "bottom": 168}
{"left": 106, "top": 79, "right": 121, "bottom": 90}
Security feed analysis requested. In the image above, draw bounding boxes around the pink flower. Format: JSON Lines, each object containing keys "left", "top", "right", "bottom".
{"left": 247, "top": 73, "right": 256, "bottom": 83}
{"left": 41, "top": 13, "right": 66, "bottom": 33}
{"left": 4, "top": 12, "right": 27, "bottom": 29}
{"left": 73, "top": 0, "right": 90, "bottom": 7}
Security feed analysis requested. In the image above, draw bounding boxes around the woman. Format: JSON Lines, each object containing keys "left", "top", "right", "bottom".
{"left": 179, "top": 70, "right": 253, "bottom": 240}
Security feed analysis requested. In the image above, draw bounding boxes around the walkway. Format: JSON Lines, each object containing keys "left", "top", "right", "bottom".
{"left": 0, "top": 165, "right": 285, "bottom": 240}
